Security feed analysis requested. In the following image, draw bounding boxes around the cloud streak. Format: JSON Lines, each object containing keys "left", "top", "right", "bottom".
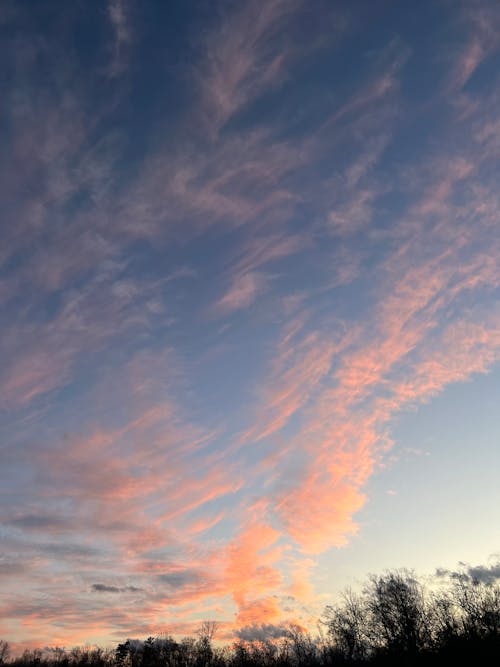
{"left": 1, "top": 0, "right": 500, "bottom": 650}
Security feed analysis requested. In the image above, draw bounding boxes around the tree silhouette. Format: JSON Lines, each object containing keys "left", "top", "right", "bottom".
{"left": 3, "top": 568, "right": 500, "bottom": 667}
{"left": 0, "top": 642, "right": 10, "bottom": 665}
{"left": 324, "top": 589, "right": 369, "bottom": 662}
{"left": 364, "top": 570, "right": 428, "bottom": 658}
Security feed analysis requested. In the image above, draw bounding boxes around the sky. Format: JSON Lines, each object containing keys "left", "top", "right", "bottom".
{"left": 1, "top": 0, "right": 500, "bottom": 652}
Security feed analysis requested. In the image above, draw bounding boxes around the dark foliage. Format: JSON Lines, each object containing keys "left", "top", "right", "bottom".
{"left": 3, "top": 569, "right": 500, "bottom": 667}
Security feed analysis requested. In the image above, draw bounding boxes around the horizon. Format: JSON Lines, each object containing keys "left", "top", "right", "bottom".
{"left": 0, "top": 565, "right": 499, "bottom": 657}
{"left": 1, "top": 0, "right": 500, "bottom": 652}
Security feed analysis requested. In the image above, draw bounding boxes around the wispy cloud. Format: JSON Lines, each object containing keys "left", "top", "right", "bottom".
{"left": 1, "top": 0, "right": 500, "bottom": 649}
{"left": 445, "top": 2, "right": 500, "bottom": 92}
{"left": 107, "top": 0, "right": 133, "bottom": 76}
{"left": 216, "top": 271, "right": 270, "bottom": 313}
{"left": 197, "top": 0, "right": 303, "bottom": 131}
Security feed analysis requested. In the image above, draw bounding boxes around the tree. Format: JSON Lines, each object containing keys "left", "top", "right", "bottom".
{"left": 364, "top": 570, "right": 428, "bottom": 657}
{"left": 452, "top": 574, "right": 500, "bottom": 641}
{"left": 196, "top": 621, "right": 218, "bottom": 666}
{"left": 0, "top": 641, "right": 10, "bottom": 665}
{"left": 323, "top": 589, "right": 369, "bottom": 661}
{"left": 427, "top": 589, "right": 461, "bottom": 649}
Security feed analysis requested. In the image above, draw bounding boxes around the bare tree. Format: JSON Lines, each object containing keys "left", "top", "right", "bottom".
{"left": 196, "top": 620, "right": 218, "bottom": 666}
{"left": 452, "top": 574, "right": 500, "bottom": 640}
{"left": 323, "top": 589, "right": 369, "bottom": 661}
{"left": 0, "top": 641, "right": 10, "bottom": 665}
{"left": 197, "top": 621, "right": 218, "bottom": 644}
{"left": 364, "top": 570, "right": 428, "bottom": 656}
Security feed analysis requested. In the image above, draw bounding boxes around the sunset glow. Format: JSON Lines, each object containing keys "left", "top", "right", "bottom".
{"left": 1, "top": 0, "right": 500, "bottom": 652}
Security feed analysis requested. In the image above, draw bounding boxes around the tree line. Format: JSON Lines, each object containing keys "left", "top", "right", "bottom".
{"left": 1, "top": 568, "right": 499, "bottom": 667}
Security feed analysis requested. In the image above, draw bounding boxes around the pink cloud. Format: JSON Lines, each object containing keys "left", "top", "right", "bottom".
{"left": 236, "top": 141, "right": 500, "bottom": 561}
{"left": 3, "top": 0, "right": 500, "bottom": 649}
{"left": 446, "top": 4, "right": 500, "bottom": 92}
{"left": 197, "top": 0, "right": 304, "bottom": 130}
{"left": 216, "top": 272, "right": 269, "bottom": 313}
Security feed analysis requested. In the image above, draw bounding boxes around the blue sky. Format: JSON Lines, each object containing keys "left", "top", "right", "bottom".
{"left": 1, "top": 0, "right": 500, "bottom": 650}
